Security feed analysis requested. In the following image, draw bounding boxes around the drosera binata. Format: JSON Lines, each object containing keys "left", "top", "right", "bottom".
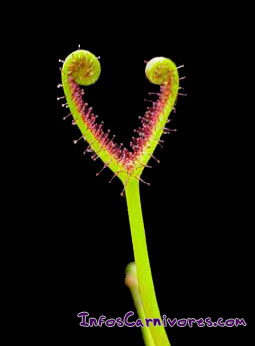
{"left": 58, "top": 48, "right": 183, "bottom": 346}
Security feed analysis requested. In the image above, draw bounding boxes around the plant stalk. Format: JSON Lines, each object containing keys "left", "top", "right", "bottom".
{"left": 125, "top": 179, "right": 170, "bottom": 346}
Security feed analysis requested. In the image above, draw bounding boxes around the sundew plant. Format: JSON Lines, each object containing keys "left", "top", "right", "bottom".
{"left": 58, "top": 49, "right": 183, "bottom": 346}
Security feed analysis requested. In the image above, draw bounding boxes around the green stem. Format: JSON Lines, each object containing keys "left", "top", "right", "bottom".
{"left": 126, "top": 263, "right": 155, "bottom": 346}
{"left": 125, "top": 179, "right": 170, "bottom": 346}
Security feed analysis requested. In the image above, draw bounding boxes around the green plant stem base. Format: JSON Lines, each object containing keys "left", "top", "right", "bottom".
{"left": 125, "top": 180, "right": 170, "bottom": 346}
{"left": 125, "top": 262, "right": 155, "bottom": 346}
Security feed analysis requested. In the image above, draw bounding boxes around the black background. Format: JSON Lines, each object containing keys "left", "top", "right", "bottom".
{"left": 16, "top": 4, "right": 250, "bottom": 346}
